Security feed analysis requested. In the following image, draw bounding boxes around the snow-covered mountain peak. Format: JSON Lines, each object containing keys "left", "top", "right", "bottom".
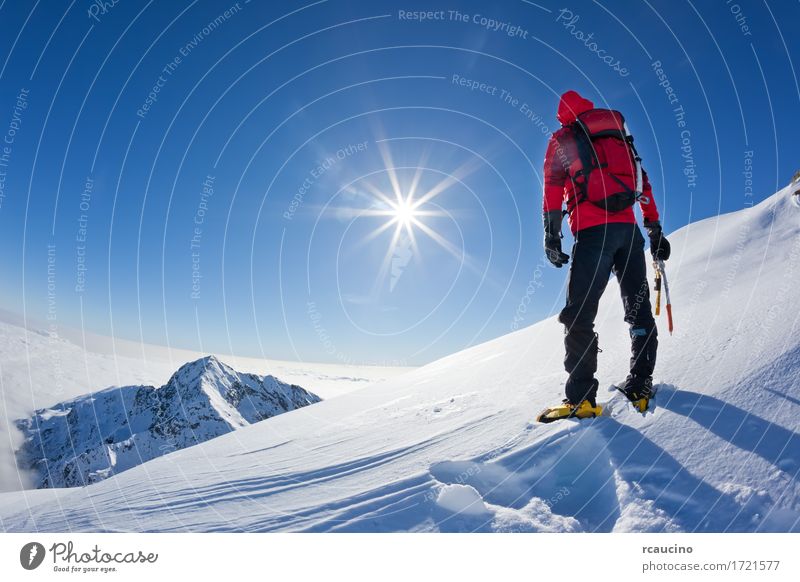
{"left": 168, "top": 355, "right": 235, "bottom": 392}
{"left": 14, "top": 357, "right": 321, "bottom": 488}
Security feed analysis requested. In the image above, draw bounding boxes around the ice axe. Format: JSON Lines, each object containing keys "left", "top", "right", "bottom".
{"left": 653, "top": 260, "right": 673, "bottom": 335}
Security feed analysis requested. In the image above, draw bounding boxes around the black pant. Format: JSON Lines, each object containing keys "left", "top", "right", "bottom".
{"left": 558, "top": 223, "right": 658, "bottom": 404}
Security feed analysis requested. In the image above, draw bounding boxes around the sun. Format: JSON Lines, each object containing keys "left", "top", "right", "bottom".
{"left": 388, "top": 198, "right": 419, "bottom": 229}
{"left": 328, "top": 141, "right": 481, "bottom": 295}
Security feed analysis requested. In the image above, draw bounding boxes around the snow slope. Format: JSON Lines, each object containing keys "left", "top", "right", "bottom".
{"left": 0, "top": 313, "right": 411, "bottom": 492}
{"left": 1, "top": 185, "right": 799, "bottom": 533}
{"left": 15, "top": 357, "right": 320, "bottom": 489}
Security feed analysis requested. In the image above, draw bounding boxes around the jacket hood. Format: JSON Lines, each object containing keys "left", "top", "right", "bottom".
{"left": 557, "top": 90, "right": 594, "bottom": 125}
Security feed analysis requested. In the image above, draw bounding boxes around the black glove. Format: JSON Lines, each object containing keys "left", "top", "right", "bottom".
{"left": 543, "top": 210, "right": 570, "bottom": 268}
{"left": 644, "top": 220, "right": 671, "bottom": 261}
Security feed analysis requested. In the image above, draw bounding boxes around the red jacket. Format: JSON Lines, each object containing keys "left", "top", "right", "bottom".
{"left": 542, "top": 91, "right": 659, "bottom": 234}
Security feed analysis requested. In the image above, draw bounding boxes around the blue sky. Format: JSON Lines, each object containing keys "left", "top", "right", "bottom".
{"left": 0, "top": 0, "right": 797, "bottom": 366}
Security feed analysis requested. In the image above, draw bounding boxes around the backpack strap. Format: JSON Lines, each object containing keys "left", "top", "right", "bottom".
{"left": 563, "top": 120, "right": 602, "bottom": 214}
{"left": 623, "top": 126, "right": 649, "bottom": 205}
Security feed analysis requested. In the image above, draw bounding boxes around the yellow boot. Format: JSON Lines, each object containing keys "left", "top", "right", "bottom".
{"left": 631, "top": 396, "right": 650, "bottom": 413}
{"left": 536, "top": 399, "right": 603, "bottom": 424}
{"left": 616, "top": 375, "right": 657, "bottom": 413}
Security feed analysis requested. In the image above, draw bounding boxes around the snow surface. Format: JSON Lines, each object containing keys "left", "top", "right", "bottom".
{"left": 1, "top": 185, "right": 799, "bottom": 532}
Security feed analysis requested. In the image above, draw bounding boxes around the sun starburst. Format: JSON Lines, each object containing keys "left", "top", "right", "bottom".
{"left": 327, "top": 142, "right": 474, "bottom": 296}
